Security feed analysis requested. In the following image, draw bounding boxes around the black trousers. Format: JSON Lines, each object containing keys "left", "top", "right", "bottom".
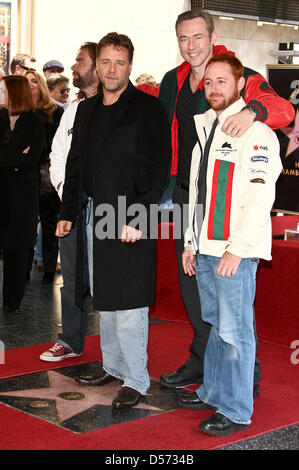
{"left": 172, "top": 184, "right": 261, "bottom": 386}
{"left": 2, "top": 249, "right": 29, "bottom": 309}
{"left": 39, "top": 192, "right": 61, "bottom": 275}
{"left": 58, "top": 223, "right": 89, "bottom": 354}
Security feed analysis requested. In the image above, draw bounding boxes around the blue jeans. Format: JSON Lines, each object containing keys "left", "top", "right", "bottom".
{"left": 34, "top": 225, "right": 43, "bottom": 265}
{"left": 195, "top": 254, "right": 258, "bottom": 425}
{"left": 85, "top": 198, "right": 150, "bottom": 395}
{"left": 100, "top": 308, "right": 150, "bottom": 395}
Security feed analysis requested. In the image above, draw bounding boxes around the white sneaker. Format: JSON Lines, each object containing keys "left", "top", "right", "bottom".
{"left": 40, "top": 343, "right": 82, "bottom": 362}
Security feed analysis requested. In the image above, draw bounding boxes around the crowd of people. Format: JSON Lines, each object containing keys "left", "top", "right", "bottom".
{"left": 0, "top": 55, "right": 66, "bottom": 310}
{"left": 0, "top": 8, "right": 295, "bottom": 437}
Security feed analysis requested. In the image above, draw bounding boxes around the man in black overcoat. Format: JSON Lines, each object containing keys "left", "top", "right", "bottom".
{"left": 57, "top": 33, "right": 171, "bottom": 408}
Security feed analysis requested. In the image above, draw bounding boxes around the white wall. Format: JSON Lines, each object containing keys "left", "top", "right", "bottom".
{"left": 33, "top": 0, "right": 189, "bottom": 97}
{"left": 214, "top": 16, "right": 299, "bottom": 79}
{"left": 32, "top": 0, "right": 298, "bottom": 97}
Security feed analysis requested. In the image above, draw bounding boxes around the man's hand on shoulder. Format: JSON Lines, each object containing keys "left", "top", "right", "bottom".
{"left": 221, "top": 108, "right": 255, "bottom": 137}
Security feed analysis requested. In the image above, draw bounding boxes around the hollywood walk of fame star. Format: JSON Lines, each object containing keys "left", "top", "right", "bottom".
{"left": 0, "top": 370, "right": 162, "bottom": 423}
{"left": 280, "top": 109, "right": 299, "bottom": 158}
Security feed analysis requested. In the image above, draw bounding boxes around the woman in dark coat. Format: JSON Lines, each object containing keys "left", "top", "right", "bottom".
{"left": 25, "top": 70, "right": 63, "bottom": 282}
{"left": 0, "top": 75, "right": 45, "bottom": 312}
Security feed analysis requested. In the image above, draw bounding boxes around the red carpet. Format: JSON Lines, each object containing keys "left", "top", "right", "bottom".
{"left": 1, "top": 217, "right": 298, "bottom": 449}
{"left": 0, "top": 323, "right": 191, "bottom": 382}
{"left": 150, "top": 229, "right": 188, "bottom": 323}
{"left": 0, "top": 335, "right": 101, "bottom": 380}
{"left": 0, "top": 324, "right": 298, "bottom": 450}
{"left": 151, "top": 218, "right": 299, "bottom": 348}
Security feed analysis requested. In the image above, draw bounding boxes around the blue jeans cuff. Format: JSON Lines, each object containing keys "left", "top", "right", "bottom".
{"left": 216, "top": 410, "right": 251, "bottom": 426}
{"left": 104, "top": 365, "right": 149, "bottom": 395}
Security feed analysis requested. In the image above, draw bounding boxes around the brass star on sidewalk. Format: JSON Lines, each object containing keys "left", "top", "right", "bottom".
{"left": 0, "top": 370, "right": 162, "bottom": 423}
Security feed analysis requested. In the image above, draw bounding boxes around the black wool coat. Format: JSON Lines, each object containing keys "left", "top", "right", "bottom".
{"left": 60, "top": 82, "right": 172, "bottom": 311}
{"left": 0, "top": 109, "right": 45, "bottom": 250}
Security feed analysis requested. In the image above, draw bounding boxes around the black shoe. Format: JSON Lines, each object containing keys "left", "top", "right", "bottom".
{"left": 112, "top": 386, "right": 143, "bottom": 408}
{"left": 177, "top": 391, "right": 217, "bottom": 410}
{"left": 76, "top": 368, "right": 117, "bottom": 386}
{"left": 160, "top": 365, "right": 203, "bottom": 389}
{"left": 199, "top": 412, "right": 249, "bottom": 436}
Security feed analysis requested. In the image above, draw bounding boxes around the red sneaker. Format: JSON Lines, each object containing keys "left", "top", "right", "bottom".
{"left": 40, "top": 343, "right": 82, "bottom": 362}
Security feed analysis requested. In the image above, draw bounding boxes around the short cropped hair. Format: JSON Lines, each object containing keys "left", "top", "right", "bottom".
{"left": 96, "top": 32, "right": 134, "bottom": 63}
{"left": 46, "top": 74, "right": 69, "bottom": 91}
{"left": 135, "top": 74, "right": 157, "bottom": 86}
{"left": 2, "top": 75, "right": 34, "bottom": 115}
{"left": 205, "top": 53, "right": 244, "bottom": 81}
{"left": 10, "top": 53, "right": 36, "bottom": 74}
{"left": 175, "top": 9, "right": 215, "bottom": 38}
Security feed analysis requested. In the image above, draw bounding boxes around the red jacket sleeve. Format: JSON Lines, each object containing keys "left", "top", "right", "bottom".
{"left": 243, "top": 73, "right": 295, "bottom": 130}
{"left": 136, "top": 83, "right": 160, "bottom": 97}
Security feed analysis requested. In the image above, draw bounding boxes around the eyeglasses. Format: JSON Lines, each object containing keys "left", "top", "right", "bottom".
{"left": 59, "top": 87, "right": 70, "bottom": 94}
{"left": 48, "top": 67, "right": 63, "bottom": 73}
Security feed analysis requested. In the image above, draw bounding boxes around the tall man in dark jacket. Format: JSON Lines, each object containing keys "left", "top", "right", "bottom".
{"left": 56, "top": 33, "right": 171, "bottom": 408}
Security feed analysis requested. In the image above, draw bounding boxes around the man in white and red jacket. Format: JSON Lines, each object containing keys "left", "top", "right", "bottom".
{"left": 159, "top": 8, "right": 295, "bottom": 392}
{"left": 181, "top": 53, "right": 282, "bottom": 436}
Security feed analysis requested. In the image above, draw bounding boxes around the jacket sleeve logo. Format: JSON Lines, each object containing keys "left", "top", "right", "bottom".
{"left": 251, "top": 155, "right": 268, "bottom": 163}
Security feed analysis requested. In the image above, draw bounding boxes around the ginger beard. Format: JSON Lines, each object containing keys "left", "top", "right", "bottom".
{"left": 206, "top": 85, "right": 240, "bottom": 113}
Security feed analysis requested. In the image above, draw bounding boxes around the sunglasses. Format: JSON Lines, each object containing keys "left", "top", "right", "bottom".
{"left": 22, "top": 65, "right": 36, "bottom": 72}
{"left": 59, "top": 87, "right": 70, "bottom": 94}
{"left": 48, "top": 67, "right": 64, "bottom": 73}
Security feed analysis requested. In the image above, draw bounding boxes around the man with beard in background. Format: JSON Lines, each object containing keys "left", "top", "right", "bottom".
{"left": 40, "top": 42, "right": 100, "bottom": 362}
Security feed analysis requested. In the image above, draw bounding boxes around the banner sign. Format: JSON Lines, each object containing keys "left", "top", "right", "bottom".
{"left": 0, "top": 2, "right": 12, "bottom": 74}
{"left": 267, "top": 65, "right": 299, "bottom": 214}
